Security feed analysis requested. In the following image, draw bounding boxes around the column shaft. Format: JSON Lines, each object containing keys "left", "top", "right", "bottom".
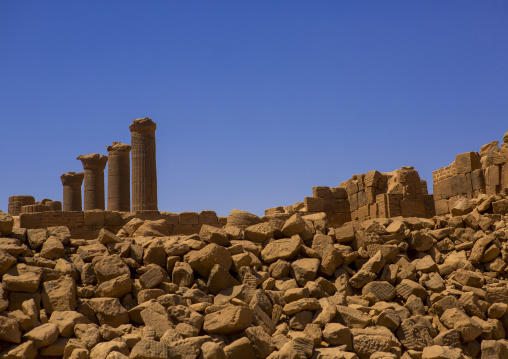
{"left": 60, "top": 172, "right": 84, "bottom": 211}
{"left": 107, "top": 142, "right": 131, "bottom": 211}
{"left": 77, "top": 154, "right": 108, "bottom": 211}
{"left": 130, "top": 118, "right": 158, "bottom": 211}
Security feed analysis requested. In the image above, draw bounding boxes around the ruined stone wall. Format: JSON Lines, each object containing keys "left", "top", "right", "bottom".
{"left": 18, "top": 210, "right": 226, "bottom": 239}
{"left": 266, "top": 166, "right": 435, "bottom": 225}
{"left": 432, "top": 133, "right": 508, "bottom": 215}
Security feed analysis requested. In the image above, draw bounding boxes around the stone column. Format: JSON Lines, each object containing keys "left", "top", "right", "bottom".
{"left": 107, "top": 142, "right": 131, "bottom": 212}
{"left": 77, "top": 154, "right": 108, "bottom": 210}
{"left": 130, "top": 118, "right": 158, "bottom": 211}
{"left": 8, "top": 195, "right": 36, "bottom": 215}
{"left": 60, "top": 172, "right": 84, "bottom": 211}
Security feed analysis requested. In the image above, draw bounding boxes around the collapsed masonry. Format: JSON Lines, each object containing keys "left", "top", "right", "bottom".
{"left": 433, "top": 132, "right": 508, "bottom": 216}
{"left": 266, "top": 166, "right": 435, "bottom": 226}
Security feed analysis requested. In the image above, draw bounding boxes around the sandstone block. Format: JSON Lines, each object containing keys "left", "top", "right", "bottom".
{"left": 203, "top": 306, "right": 253, "bottom": 335}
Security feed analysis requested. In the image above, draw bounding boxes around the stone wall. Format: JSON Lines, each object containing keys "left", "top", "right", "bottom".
{"left": 432, "top": 133, "right": 508, "bottom": 215}
{"left": 18, "top": 210, "right": 226, "bottom": 239}
{"left": 266, "top": 166, "right": 435, "bottom": 225}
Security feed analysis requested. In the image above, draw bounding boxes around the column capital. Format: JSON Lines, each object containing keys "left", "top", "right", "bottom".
{"left": 129, "top": 118, "right": 156, "bottom": 134}
{"left": 77, "top": 153, "right": 108, "bottom": 170}
{"left": 107, "top": 142, "right": 131, "bottom": 155}
{"left": 60, "top": 171, "right": 84, "bottom": 186}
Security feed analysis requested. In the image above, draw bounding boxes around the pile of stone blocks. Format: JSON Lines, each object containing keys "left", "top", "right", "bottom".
{"left": 433, "top": 132, "right": 508, "bottom": 216}
{"left": 2, "top": 203, "right": 508, "bottom": 358}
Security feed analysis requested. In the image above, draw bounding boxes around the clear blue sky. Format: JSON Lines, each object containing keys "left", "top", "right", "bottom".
{"left": 1, "top": 1, "right": 507, "bottom": 216}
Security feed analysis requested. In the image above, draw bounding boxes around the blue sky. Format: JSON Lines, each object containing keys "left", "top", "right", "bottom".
{"left": 1, "top": 1, "right": 507, "bottom": 216}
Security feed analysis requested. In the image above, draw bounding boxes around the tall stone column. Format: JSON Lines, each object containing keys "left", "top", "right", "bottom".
{"left": 130, "top": 118, "right": 158, "bottom": 211}
{"left": 77, "top": 154, "right": 108, "bottom": 210}
{"left": 107, "top": 142, "right": 131, "bottom": 212}
{"left": 60, "top": 172, "right": 84, "bottom": 211}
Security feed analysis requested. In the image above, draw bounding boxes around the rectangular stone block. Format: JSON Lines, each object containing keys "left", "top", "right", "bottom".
{"left": 369, "top": 203, "right": 378, "bottom": 219}
{"left": 493, "top": 199, "right": 508, "bottom": 214}
{"left": 376, "top": 194, "right": 388, "bottom": 218}
{"left": 160, "top": 212, "right": 179, "bottom": 225}
{"left": 173, "top": 224, "right": 201, "bottom": 235}
{"left": 486, "top": 185, "right": 499, "bottom": 196}
{"left": 485, "top": 165, "right": 501, "bottom": 187}
{"left": 357, "top": 205, "right": 369, "bottom": 221}
{"left": 434, "top": 199, "right": 449, "bottom": 216}
{"left": 199, "top": 210, "right": 218, "bottom": 224}
{"left": 326, "top": 212, "right": 351, "bottom": 227}
{"left": 455, "top": 151, "right": 482, "bottom": 174}
{"left": 348, "top": 193, "right": 358, "bottom": 212}
{"left": 69, "top": 226, "right": 94, "bottom": 240}
{"left": 400, "top": 198, "right": 426, "bottom": 217}
{"left": 365, "top": 187, "right": 381, "bottom": 205}
{"left": 19, "top": 213, "right": 42, "bottom": 229}
{"left": 305, "top": 197, "right": 325, "bottom": 212}
{"left": 337, "top": 199, "right": 350, "bottom": 213}
{"left": 439, "top": 177, "right": 453, "bottom": 199}
{"left": 424, "top": 195, "right": 436, "bottom": 218}
{"left": 357, "top": 191, "right": 367, "bottom": 208}
{"left": 356, "top": 174, "right": 366, "bottom": 191}
{"left": 41, "top": 211, "right": 84, "bottom": 228}
{"left": 471, "top": 169, "right": 486, "bottom": 192}
{"left": 433, "top": 180, "right": 443, "bottom": 201}
{"left": 323, "top": 199, "right": 340, "bottom": 213}
{"left": 417, "top": 180, "right": 429, "bottom": 195}
{"left": 330, "top": 187, "right": 348, "bottom": 200}
{"left": 385, "top": 194, "right": 403, "bottom": 217}
{"left": 134, "top": 210, "right": 161, "bottom": 221}
{"left": 343, "top": 179, "right": 358, "bottom": 196}
{"left": 218, "top": 216, "right": 228, "bottom": 227}
{"left": 501, "top": 164, "right": 508, "bottom": 189}
{"left": 312, "top": 186, "right": 332, "bottom": 199}
{"left": 104, "top": 211, "right": 123, "bottom": 226}
{"left": 84, "top": 210, "right": 105, "bottom": 226}
{"left": 350, "top": 209, "right": 358, "bottom": 221}
{"left": 179, "top": 212, "right": 199, "bottom": 225}
{"left": 264, "top": 207, "right": 285, "bottom": 216}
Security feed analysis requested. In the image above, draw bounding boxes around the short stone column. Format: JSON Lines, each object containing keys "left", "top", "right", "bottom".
{"left": 107, "top": 142, "right": 131, "bottom": 212}
{"left": 130, "top": 118, "right": 158, "bottom": 211}
{"left": 60, "top": 172, "right": 84, "bottom": 211}
{"left": 77, "top": 154, "right": 108, "bottom": 210}
{"left": 8, "top": 195, "right": 35, "bottom": 215}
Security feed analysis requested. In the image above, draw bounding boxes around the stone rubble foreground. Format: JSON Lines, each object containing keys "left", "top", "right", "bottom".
{"left": 1, "top": 198, "right": 508, "bottom": 359}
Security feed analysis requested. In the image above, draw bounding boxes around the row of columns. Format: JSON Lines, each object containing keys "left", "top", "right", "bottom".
{"left": 59, "top": 118, "right": 158, "bottom": 212}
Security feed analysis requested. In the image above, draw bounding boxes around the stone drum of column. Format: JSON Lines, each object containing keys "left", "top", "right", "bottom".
{"left": 107, "top": 142, "right": 132, "bottom": 212}
{"left": 60, "top": 171, "right": 84, "bottom": 211}
{"left": 77, "top": 154, "right": 108, "bottom": 210}
{"left": 8, "top": 195, "right": 36, "bottom": 215}
{"left": 130, "top": 118, "right": 158, "bottom": 211}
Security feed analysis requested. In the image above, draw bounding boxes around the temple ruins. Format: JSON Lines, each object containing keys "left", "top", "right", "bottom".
{"left": 5, "top": 125, "right": 508, "bottom": 359}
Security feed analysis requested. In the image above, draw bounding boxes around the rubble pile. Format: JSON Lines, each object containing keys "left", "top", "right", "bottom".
{"left": 2, "top": 199, "right": 508, "bottom": 359}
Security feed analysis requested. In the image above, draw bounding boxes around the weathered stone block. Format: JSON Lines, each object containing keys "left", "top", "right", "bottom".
{"left": 455, "top": 152, "right": 482, "bottom": 174}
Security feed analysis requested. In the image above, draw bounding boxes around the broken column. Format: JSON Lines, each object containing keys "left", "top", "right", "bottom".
{"left": 130, "top": 118, "right": 158, "bottom": 212}
{"left": 8, "top": 195, "right": 36, "bottom": 215}
{"left": 107, "top": 142, "right": 131, "bottom": 212}
{"left": 60, "top": 172, "right": 84, "bottom": 211}
{"left": 77, "top": 154, "right": 108, "bottom": 211}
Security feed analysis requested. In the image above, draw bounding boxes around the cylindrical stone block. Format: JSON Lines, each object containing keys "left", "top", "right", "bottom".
{"left": 107, "top": 142, "right": 131, "bottom": 212}
{"left": 8, "top": 195, "right": 36, "bottom": 215}
{"left": 130, "top": 118, "right": 158, "bottom": 212}
{"left": 77, "top": 154, "right": 108, "bottom": 211}
{"left": 61, "top": 172, "right": 84, "bottom": 211}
